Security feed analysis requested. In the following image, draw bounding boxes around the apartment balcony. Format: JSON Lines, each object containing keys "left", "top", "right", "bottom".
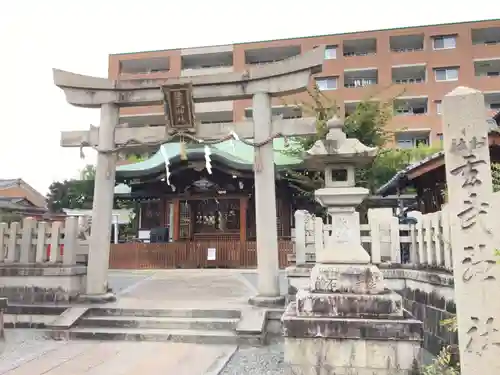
{"left": 484, "top": 92, "right": 500, "bottom": 115}
{"left": 393, "top": 97, "right": 428, "bottom": 116}
{"left": 472, "top": 27, "right": 500, "bottom": 46}
{"left": 244, "top": 105, "right": 302, "bottom": 119}
{"left": 197, "top": 110, "right": 233, "bottom": 124}
{"left": 245, "top": 45, "right": 301, "bottom": 65}
{"left": 181, "top": 66, "right": 234, "bottom": 77}
{"left": 343, "top": 38, "right": 376, "bottom": 57}
{"left": 392, "top": 64, "right": 426, "bottom": 85}
{"left": 390, "top": 34, "right": 424, "bottom": 53}
{"left": 119, "top": 101, "right": 234, "bottom": 127}
{"left": 119, "top": 57, "right": 170, "bottom": 77}
{"left": 395, "top": 130, "right": 430, "bottom": 149}
{"left": 181, "top": 50, "right": 234, "bottom": 77}
{"left": 343, "top": 68, "right": 378, "bottom": 88}
{"left": 475, "top": 59, "right": 500, "bottom": 78}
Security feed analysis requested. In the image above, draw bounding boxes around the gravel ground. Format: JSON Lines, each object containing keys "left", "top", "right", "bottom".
{"left": 0, "top": 330, "right": 63, "bottom": 373}
{"left": 219, "top": 343, "right": 286, "bottom": 375}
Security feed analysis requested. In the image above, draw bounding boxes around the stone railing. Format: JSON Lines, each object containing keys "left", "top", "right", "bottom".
{"left": 0, "top": 217, "right": 87, "bottom": 304}
{"left": 292, "top": 208, "right": 453, "bottom": 271}
{"left": 0, "top": 217, "right": 80, "bottom": 265}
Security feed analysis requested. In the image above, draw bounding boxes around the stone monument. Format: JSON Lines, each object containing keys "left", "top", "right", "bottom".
{"left": 442, "top": 87, "right": 500, "bottom": 375}
{"left": 282, "top": 120, "right": 423, "bottom": 374}
{"left": 53, "top": 47, "right": 328, "bottom": 304}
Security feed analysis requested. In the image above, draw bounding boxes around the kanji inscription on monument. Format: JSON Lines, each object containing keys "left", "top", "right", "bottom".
{"left": 442, "top": 87, "right": 500, "bottom": 375}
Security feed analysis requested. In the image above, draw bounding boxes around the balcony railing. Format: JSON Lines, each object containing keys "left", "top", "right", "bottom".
{"left": 343, "top": 51, "right": 376, "bottom": 57}
{"left": 344, "top": 78, "right": 377, "bottom": 88}
{"left": 477, "top": 71, "right": 500, "bottom": 78}
{"left": 120, "top": 69, "right": 169, "bottom": 76}
{"left": 391, "top": 47, "right": 424, "bottom": 53}
{"left": 394, "top": 78, "right": 425, "bottom": 84}
{"left": 394, "top": 107, "right": 428, "bottom": 116}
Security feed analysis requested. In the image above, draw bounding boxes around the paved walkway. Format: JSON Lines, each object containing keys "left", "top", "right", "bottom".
{"left": 107, "top": 269, "right": 260, "bottom": 309}
{"left": 1, "top": 339, "right": 236, "bottom": 375}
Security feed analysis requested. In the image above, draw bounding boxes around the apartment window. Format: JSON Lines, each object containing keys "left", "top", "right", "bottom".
{"left": 434, "top": 67, "right": 459, "bottom": 82}
{"left": 324, "top": 45, "right": 337, "bottom": 59}
{"left": 433, "top": 35, "right": 456, "bottom": 50}
{"left": 435, "top": 100, "right": 442, "bottom": 114}
{"left": 315, "top": 77, "right": 338, "bottom": 91}
{"left": 396, "top": 134, "right": 429, "bottom": 149}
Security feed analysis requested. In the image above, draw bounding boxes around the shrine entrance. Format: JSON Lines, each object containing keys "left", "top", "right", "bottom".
{"left": 54, "top": 46, "right": 326, "bottom": 304}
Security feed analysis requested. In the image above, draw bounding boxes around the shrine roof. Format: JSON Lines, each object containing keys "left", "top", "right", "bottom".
{"left": 376, "top": 117, "right": 500, "bottom": 196}
{"left": 116, "top": 138, "right": 303, "bottom": 178}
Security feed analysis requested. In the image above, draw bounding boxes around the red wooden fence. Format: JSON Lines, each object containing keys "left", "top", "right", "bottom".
{"left": 109, "top": 240, "right": 293, "bottom": 269}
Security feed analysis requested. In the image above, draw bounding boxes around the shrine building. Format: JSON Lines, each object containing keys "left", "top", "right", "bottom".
{"left": 113, "top": 138, "right": 311, "bottom": 259}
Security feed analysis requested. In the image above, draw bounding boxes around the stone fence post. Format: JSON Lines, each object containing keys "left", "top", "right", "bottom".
{"left": 294, "top": 210, "right": 308, "bottom": 266}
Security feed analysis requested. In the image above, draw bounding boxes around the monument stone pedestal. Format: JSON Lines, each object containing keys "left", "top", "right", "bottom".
{"left": 282, "top": 120, "right": 423, "bottom": 374}
{"left": 282, "top": 260, "right": 423, "bottom": 374}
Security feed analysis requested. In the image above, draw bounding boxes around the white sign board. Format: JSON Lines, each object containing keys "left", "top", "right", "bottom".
{"left": 138, "top": 230, "right": 151, "bottom": 243}
{"left": 207, "top": 248, "right": 216, "bottom": 260}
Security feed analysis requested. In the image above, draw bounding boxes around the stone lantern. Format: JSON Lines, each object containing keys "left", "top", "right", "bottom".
{"left": 305, "top": 118, "right": 376, "bottom": 266}
{"left": 282, "top": 119, "right": 423, "bottom": 374}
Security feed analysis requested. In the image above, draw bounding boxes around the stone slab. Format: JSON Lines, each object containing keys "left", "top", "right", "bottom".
{"left": 47, "top": 307, "right": 89, "bottom": 330}
{"left": 282, "top": 302, "right": 423, "bottom": 341}
{"left": 295, "top": 290, "right": 403, "bottom": 318}
{"left": 310, "top": 263, "right": 385, "bottom": 294}
{"left": 236, "top": 308, "right": 266, "bottom": 335}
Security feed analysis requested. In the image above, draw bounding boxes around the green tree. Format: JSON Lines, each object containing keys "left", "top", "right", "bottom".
{"left": 79, "top": 164, "right": 96, "bottom": 180}
{"left": 46, "top": 179, "right": 94, "bottom": 212}
{"left": 283, "top": 87, "right": 439, "bottom": 194}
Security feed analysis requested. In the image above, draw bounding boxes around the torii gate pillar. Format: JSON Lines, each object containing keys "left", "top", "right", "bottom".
{"left": 53, "top": 47, "right": 326, "bottom": 304}
{"left": 86, "top": 103, "right": 119, "bottom": 300}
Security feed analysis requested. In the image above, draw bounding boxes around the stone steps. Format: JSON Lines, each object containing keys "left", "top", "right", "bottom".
{"left": 46, "top": 307, "right": 265, "bottom": 346}
{"left": 63, "top": 326, "right": 247, "bottom": 345}
{"left": 4, "top": 304, "right": 68, "bottom": 328}
{"left": 85, "top": 308, "right": 241, "bottom": 319}
{"left": 79, "top": 315, "right": 240, "bottom": 331}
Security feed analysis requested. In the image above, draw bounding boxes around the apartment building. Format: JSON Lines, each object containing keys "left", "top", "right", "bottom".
{"left": 109, "top": 19, "right": 500, "bottom": 149}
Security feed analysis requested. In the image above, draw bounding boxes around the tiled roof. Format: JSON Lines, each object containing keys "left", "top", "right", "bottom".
{"left": 116, "top": 138, "right": 302, "bottom": 178}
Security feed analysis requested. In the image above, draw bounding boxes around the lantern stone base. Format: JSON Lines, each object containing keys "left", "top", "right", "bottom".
{"left": 310, "top": 263, "right": 385, "bottom": 294}
{"left": 283, "top": 259, "right": 423, "bottom": 374}
{"left": 294, "top": 290, "right": 404, "bottom": 319}
{"left": 282, "top": 302, "right": 423, "bottom": 375}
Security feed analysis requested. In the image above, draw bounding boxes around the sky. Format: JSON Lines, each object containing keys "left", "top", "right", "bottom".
{"left": 0, "top": 1, "right": 498, "bottom": 195}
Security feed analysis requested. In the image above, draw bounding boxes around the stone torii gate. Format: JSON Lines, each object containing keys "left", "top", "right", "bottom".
{"left": 54, "top": 47, "right": 328, "bottom": 305}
